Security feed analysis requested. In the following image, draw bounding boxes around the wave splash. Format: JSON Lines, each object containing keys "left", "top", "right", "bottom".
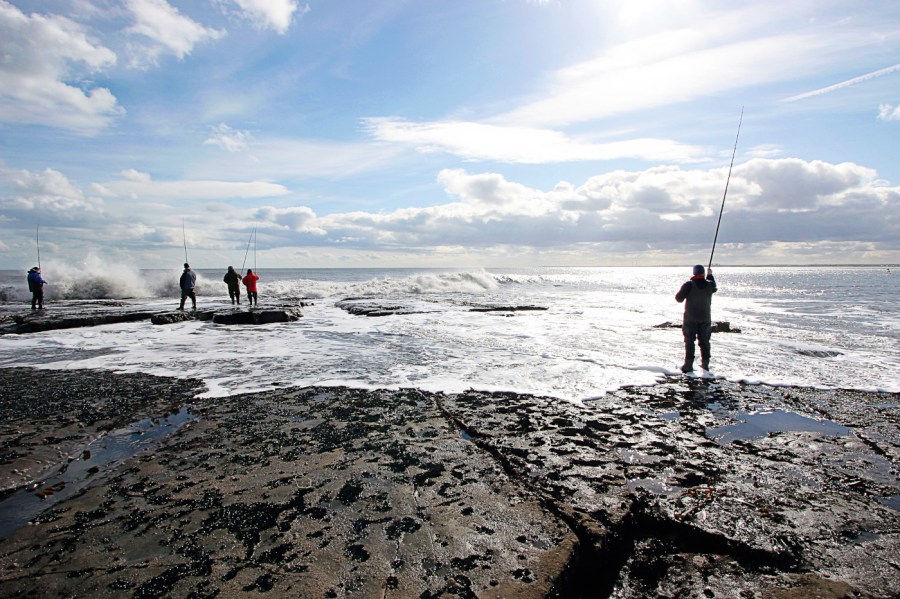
{"left": 3, "top": 264, "right": 503, "bottom": 302}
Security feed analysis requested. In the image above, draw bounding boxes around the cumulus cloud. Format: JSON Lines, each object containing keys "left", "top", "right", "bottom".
{"left": 0, "top": 0, "right": 122, "bottom": 132}
{"left": 254, "top": 205, "right": 323, "bottom": 233}
{"left": 364, "top": 118, "right": 707, "bottom": 164}
{"left": 226, "top": 0, "right": 309, "bottom": 34}
{"left": 289, "top": 158, "right": 898, "bottom": 254}
{"left": 0, "top": 165, "right": 106, "bottom": 225}
{"left": 2, "top": 159, "right": 896, "bottom": 264}
{"left": 878, "top": 104, "right": 900, "bottom": 121}
{"left": 126, "top": 0, "right": 225, "bottom": 65}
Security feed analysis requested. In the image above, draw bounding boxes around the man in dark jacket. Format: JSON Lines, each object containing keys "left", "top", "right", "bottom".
{"left": 179, "top": 263, "right": 197, "bottom": 311}
{"left": 223, "top": 266, "right": 242, "bottom": 304}
{"left": 675, "top": 264, "right": 717, "bottom": 372}
{"left": 27, "top": 266, "right": 47, "bottom": 310}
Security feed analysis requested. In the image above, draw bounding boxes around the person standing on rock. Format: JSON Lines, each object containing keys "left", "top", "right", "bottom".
{"left": 242, "top": 268, "right": 259, "bottom": 306}
{"left": 27, "top": 266, "right": 47, "bottom": 310}
{"left": 223, "top": 266, "right": 243, "bottom": 305}
{"left": 179, "top": 263, "right": 197, "bottom": 311}
{"left": 675, "top": 264, "right": 717, "bottom": 373}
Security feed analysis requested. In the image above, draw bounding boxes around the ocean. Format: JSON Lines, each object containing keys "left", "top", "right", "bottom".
{"left": 1, "top": 266, "right": 897, "bottom": 399}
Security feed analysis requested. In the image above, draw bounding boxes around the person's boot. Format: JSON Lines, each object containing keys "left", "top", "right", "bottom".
{"left": 682, "top": 343, "right": 695, "bottom": 373}
{"left": 701, "top": 358, "right": 710, "bottom": 370}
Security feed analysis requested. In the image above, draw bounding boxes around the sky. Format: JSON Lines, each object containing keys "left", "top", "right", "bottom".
{"left": 1, "top": 0, "right": 898, "bottom": 269}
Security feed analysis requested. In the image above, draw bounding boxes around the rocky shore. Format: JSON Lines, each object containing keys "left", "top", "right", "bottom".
{"left": 0, "top": 367, "right": 897, "bottom": 598}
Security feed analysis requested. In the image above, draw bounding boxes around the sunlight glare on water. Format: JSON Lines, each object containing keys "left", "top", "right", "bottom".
{"left": 0, "top": 266, "right": 897, "bottom": 400}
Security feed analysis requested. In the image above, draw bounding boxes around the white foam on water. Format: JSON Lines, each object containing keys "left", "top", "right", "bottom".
{"left": 1, "top": 266, "right": 897, "bottom": 399}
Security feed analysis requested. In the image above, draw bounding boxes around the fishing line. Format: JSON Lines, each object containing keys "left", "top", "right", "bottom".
{"left": 240, "top": 228, "right": 254, "bottom": 276}
{"left": 709, "top": 107, "right": 743, "bottom": 270}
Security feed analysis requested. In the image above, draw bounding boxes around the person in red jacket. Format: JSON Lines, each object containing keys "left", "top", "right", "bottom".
{"left": 242, "top": 268, "right": 259, "bottom": 306}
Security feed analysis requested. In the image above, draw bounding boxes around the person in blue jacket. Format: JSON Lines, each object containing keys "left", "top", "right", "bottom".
{"left": 27, "top": 266, "right": 47, "bottom": 310}
{"left": 675, "top": 264, "right": 717, "bottom": 372}
{"left": 178, "top": 263, "right": 197, "bottom": 311}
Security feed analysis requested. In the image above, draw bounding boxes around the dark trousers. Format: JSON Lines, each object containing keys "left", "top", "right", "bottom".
{"left": 31, "top": 289, "right": 44, "bottom": 309}
{"left": 179, "top": 290, "right": 196, "bottom": 310}
{"left": 228, "top": 286, "right": 241, "bottom": 304}
{"left": 682, "top": 320, "right": 712, "bottom": 369}
{"left": 247, "top": 291, "right": 257, "bottom": 305}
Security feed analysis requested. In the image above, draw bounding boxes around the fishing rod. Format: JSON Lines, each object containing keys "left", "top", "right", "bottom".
{"left": 182, "top": 219, "right": 189, "bottom": 264}
{"left": 35, "top": 223, "right": 41, "bottom": 270}
{"left": 240, "top": 227, "right": 255, "bottom": 276}
{"left": 709, "top": 106, "right": 744, "bottom": 271}
{"left": 253, "top": 227, "right": 257, "bottom": 272}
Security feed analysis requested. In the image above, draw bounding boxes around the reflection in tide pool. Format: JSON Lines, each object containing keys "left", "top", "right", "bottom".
{"left": 706, "top": 409, "right": 850, "bottom": 445}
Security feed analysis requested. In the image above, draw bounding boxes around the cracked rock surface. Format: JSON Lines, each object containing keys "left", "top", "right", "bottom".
{"left": 0, "top": 368, "right": 897, "bottom": 597}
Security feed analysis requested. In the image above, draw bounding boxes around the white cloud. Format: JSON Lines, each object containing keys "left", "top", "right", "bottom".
{"left": 0, "top": 165, "right": 106, "bottom": 224}
{"left": 98, "top": 170, "right": 290, "bottom": 201}
{"left": 493, "top": 3, "right": 896, "bottom": 128}
{"left": 126, "top": 0, "right": 225, "bottom": 63}
{"left": 364, "top": 118, "right": 707, "bottom": 164}
{"left": 204, "top": 123, "right": 253, "bottom": 152}
{"left": 2, "top": 159, "right": 896, "bottom": 265}
{"left": 499, "top": 31, "right": 833, "bottom": 128}
{"left": 0, "top": 0, "right": 122, "bottom": 132}
{"left": 249, "top": 159, "right": 896, "bottom": 256}
{"left": 227, "top": 0, "right": 308, "bottom": 34}
{"left": 878, "top": 103, "right": 900, "bottom": 121}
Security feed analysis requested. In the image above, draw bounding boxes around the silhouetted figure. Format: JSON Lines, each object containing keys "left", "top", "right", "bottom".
{"left": 675, "top": 264, "right": 717, "bottom": 372}
{"left": 224, "top": 266, "right": 242, "bottom": 305}
{"left": 179, "top": 263, "right": 197, "bottom": 311}
{"left": 27, "top": 266, "right": 47, "bottom": 310}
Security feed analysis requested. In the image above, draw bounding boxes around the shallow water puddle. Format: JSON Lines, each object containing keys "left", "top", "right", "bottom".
{"left": 0, "top": 405, "right": 194, "bottom": 540}
{"left": 706, "top": 408, "right": 850, "bottom": 445}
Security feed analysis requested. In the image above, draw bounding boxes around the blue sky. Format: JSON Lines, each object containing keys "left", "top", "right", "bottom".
{"left": 1, "top": 0, "right": 898, "bottom": 269}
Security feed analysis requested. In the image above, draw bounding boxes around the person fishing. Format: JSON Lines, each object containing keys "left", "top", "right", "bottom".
{"left": 242, "top": 268, "right": 259, "bottom": 306}
{"left": 223, "top": 266, "right": 243, "bottom": 305}
{"left": 178, "top": 263, "right": 197, "bottom": 311}
{"left": 675, "top": 265, "right": 717, "bottom": 372}
{"left": 27, "top": 266, "right": 47, "bottom": 310}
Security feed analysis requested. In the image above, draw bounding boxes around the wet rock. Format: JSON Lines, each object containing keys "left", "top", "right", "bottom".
{"left": 335, "top": 298, "right": 433, "bottom": 317}
{"left": 212, "top": 306, "right": 303, "bottom": 325}
{"left": 654, "top": 321, "right": 741, "bottom": 333}
{"left": 469, "top": 305, "right": 548, "bottom": 313}
{"left": 4, "top": 308, "right": 155, "bottom": 334}
{"left": 150, "top": 311, "right": 195, "bottom": 325}
{"left": 796, "top": 348, "right": 843, "bottom": 358}
{"left": 0, "top": 369, "right": 896, "bottom": 597}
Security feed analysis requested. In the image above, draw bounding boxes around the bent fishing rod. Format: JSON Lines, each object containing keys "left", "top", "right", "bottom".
{"left": 709, "top": 107, "right": 743, "bottom": 271}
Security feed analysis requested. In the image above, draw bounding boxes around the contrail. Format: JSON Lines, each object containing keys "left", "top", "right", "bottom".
{"left": 783, "top": 63, "right": 900, "bottom": 102}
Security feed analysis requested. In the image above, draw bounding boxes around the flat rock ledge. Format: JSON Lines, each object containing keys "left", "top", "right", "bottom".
{"left": 0, "top": 368, "right": 897, "bottom": 598}
{"left": 150, "top": 306, "right": 304, "bottom": 326}
{"left": 0, "top": 303, "right": 306, "bottom": 333}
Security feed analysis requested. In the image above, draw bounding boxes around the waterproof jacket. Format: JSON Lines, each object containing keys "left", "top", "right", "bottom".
{"left": 675, "top": 274, "right": 717, "bottom": 323}
{"left": 242, "top": 272, "right": 259, "bottom": 293}
{"left": 224, "top": 270, "right": 242, "bottom": 288}
{"left": 180, "top": 269, "right": 197, "bottom": 291}
{"left": 27, "top": 270, "right": 46, "bottom": 292}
